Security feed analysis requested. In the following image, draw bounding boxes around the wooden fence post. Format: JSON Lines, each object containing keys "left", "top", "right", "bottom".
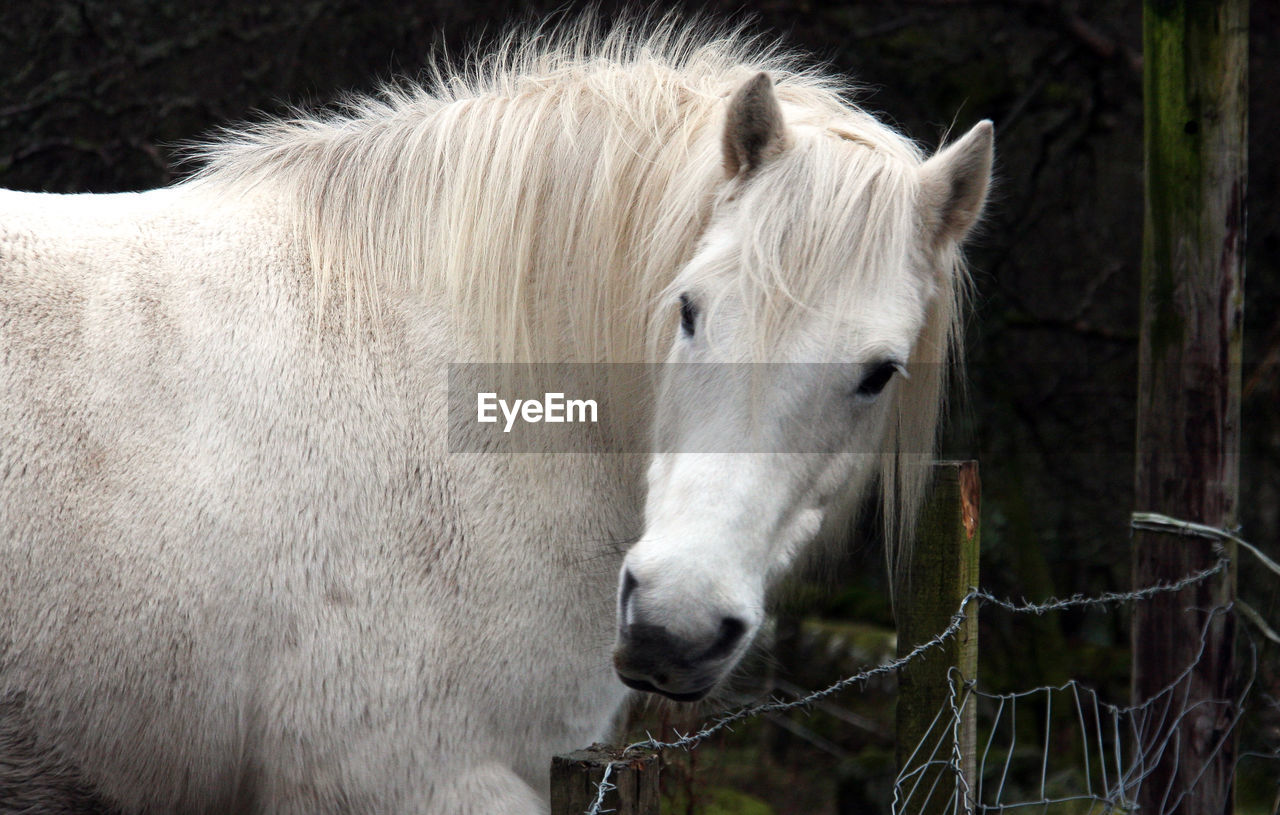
{"left": 550, "top": 745, "right": 660, "bottom": 815}
{"left": 895, "top": 460, "right": 980, "bottom": 814}
{"left": 1133, "top": 2, "right": 1246, "bottom": 814}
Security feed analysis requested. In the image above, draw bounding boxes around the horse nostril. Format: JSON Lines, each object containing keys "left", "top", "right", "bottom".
{"left": 706, "top": 616, "right": 747, "bottom": 659}
{"left": 620, "top": 569, "right": 638, "bottom": 609}
{"left": 619, "top": 568, "right": 640, "bottom": 628}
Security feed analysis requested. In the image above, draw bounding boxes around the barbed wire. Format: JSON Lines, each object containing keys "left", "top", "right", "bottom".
{"left": 584, "top": 763, "right": 616, "bottom": 815}
{"left": 580, "top": 513, "right": 1273, "bottom": 815}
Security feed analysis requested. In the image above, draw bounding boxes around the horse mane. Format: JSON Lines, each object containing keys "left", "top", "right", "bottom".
{"left": 182, "top": 13, "right": 967, "bottom": 591}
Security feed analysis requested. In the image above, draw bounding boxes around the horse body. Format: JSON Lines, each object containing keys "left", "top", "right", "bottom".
{"left": 1, "top": 21, "right": 992, "bottom": 814}
{"left": 1, "top": 184, "right": 634, "bottom": 811}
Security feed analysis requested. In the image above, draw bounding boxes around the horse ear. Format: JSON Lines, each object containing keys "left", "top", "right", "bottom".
{"left": 918, "top": 120, "right": 994, "bottom": 248}
{"left": 723, "top": 73, "right": 789, "bottom": 178}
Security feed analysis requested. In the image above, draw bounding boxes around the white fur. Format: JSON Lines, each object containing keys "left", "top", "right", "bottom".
{"left": 0, "top": 18, "right": 990, "bottom": 814}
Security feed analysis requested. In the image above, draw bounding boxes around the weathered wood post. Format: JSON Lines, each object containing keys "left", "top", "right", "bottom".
{"left": 549, "top": 745, "right": 660, "bottom": 815}
{"left": 896, "top": 460, "right": 981, "bottom": 814}
{"left": 1133, "top": 1, "right": 1246, "bottom": 814}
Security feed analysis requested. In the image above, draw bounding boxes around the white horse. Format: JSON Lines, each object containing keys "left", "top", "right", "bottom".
{"left": 0, "top": 20, "right": 992, "bottom": 814}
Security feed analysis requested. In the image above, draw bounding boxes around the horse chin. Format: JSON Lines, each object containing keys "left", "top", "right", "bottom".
{"left": 616, "top": 673, "right": 714, "bottom": 703}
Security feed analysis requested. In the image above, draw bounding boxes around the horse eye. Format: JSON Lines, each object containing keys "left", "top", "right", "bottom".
{"left": 679, "top": 294, "right": 699, "bottom": 337}
{"left": 855, "top": 361, "right": 901, "bottom": 399}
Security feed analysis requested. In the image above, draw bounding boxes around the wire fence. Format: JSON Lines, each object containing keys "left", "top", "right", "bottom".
{"left": 895, "top": 607, "right": 1252, "bottom": 815}
{"left": 578, "top": 512, "right": 1280, "bottom": 815}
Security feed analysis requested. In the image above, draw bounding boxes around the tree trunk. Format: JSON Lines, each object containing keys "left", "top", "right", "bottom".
{"left": 1132, "top": 1, "right": 1247, "bottom": 814}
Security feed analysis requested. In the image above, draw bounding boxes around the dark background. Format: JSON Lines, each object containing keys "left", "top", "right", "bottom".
{"left": 2, "top": 1, "right": 1276, "bottom": 813}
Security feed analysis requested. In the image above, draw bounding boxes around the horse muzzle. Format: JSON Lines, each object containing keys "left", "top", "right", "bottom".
{"left": 612, "top": 622, "right": 744, "bottom": 701}
{"left": 611, "top": 573, "right": 750, "bottom": 701}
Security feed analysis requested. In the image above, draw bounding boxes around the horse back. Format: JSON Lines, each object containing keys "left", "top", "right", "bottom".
{"left": 0, "top": 184, "right": 302, "bottom": 540}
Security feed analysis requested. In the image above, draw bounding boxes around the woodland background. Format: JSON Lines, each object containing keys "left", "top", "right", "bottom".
{"left": 1, "top": 1, "right": 1276, "bottom": 813}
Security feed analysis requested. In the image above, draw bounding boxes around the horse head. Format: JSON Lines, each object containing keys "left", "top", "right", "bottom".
{"left": 614, "top": 73, "right": 993, "bottom": 701}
